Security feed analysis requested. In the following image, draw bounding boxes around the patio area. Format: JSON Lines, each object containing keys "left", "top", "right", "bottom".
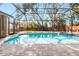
{"left": 0, "top": 44, "right": 79, "bottom": 56}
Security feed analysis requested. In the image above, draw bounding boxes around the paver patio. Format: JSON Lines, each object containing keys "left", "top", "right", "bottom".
{"left": 0, "top": 44, "right": 79, "bottom": 56}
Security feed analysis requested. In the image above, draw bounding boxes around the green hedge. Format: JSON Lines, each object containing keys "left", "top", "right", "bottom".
{"left": 0, "top": 34, "right": 7, "bottom": 38}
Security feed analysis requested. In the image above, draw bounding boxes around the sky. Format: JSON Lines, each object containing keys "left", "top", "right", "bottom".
{"left": 0, "top": 3, "right": 16, "bottom": 16}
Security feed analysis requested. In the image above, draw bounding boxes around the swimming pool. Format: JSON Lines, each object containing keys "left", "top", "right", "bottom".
{"left": 4, "top": 33, "right": 79, "bottom": 45}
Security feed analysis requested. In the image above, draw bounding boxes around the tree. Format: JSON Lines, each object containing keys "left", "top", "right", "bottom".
{"left": 70, "top": 4, "right": 78, "bottom": 33}
{"left": 53, "top": 17, "right": 66, "bottom": 31}
{"left": 47, "top": 4, "right": 66, "bottom": 31}
{"left": 71, "top": 3, "right": 79, "bottom": 14}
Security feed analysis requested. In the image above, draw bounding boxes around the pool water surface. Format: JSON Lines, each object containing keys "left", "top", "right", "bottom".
{"left": 4, "top": 33, "right": 79, "bottom": 45}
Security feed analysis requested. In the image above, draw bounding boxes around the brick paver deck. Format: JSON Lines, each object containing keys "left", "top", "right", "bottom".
{"left": 0, "top": 44, "right": 79, "bottom": 56}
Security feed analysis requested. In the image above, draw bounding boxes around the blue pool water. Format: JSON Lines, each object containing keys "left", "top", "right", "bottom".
{"left": 4, "top": 33, "right": 79, "bottom": 45}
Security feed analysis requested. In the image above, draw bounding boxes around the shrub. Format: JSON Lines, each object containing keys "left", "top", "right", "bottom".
{"left": 0, "top": 34, "right": 7, "bottom": 38}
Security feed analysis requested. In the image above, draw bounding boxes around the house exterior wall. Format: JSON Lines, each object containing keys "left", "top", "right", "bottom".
{"left": 0, "top": 15, "right": 2, "bottom": 35}
{"left": 0, "top": 14, "right": 9, "bottom": 37}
